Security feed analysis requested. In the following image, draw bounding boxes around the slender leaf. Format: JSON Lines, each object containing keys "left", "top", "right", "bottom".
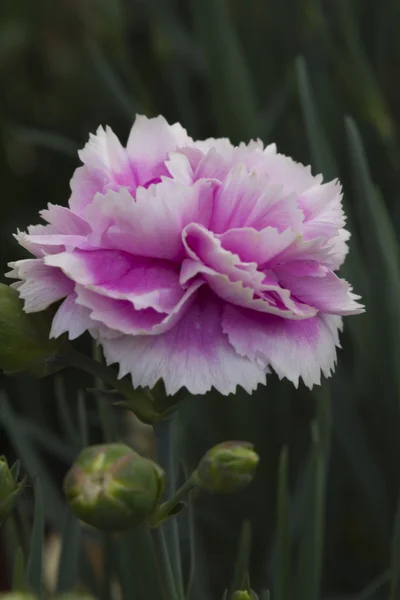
{"left": 346, "top": 116, "right": 400, "bottom": 404}
{"left": 56, "top": 509, "right": 81, "bottom": 594}
{"left": 274, "top": 447, "right": 290, "bottom": 600}
{"left": 116, "top": 526, "right": 164, "bottom": 600}
{"left": 296, "top": 56, "right": 337, "bottom": 179}
{"left": 0, "top": 393, "right": 64, "bottom": 526}
{"left": 27, "top": 480, "right": 44, "bottom": 598}
{"left": 77, "top": 391, "right": 89, "bottom": 448}
{"left": 390, "top": 495, "right": 400, "bottom": 600}
{"left": 191, "top": 0, "right": 258, "bottom": 140}
{"left": 230, "top": 520, "right": 252, "bottom": 593}
{"left": 12, "top": 547, "right": 27, "bottom": 591}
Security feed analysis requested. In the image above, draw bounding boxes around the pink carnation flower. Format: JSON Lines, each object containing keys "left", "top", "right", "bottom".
{"left": 7, "top": 115, "right": 363, "bottom": 395}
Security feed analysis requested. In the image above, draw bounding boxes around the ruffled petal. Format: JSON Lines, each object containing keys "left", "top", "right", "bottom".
{"left": 222, "top": 306, "right": 341, "bottom": 388}
{"left": 45, "top": 249, "right": 183, "bottom": 313}
{"left": 74, "top": 279, "right": 203, "bottom": 336}
{"left": 210, "top": 164, "right": 304, "bottom": 234}
{"left": 50, "top": 293, "right": 94, "bottom": 340}
{"left": 40, "top": 204, "right": 91, "bottom": 235}
{"left": 180, "top": 259, "right": 316, "bottom": 319}
{"left": 275, "top": 267, "right": 364, "bottom": 315}
{"left": 84, "top": 179, "right": 214, "bottom": 261}
{"left": 6, "top": 258, "right": 73, "bottom": 312}
{"left": 101, "top": 291, "right": 266, "bottom": 395}
{"left": 127, "top": 115, "right": 192, "bottom": 186}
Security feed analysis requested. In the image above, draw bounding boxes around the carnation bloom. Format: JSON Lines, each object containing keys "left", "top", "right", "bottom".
{"left": 7, "top": 115, "right": 363, "bottom": 395}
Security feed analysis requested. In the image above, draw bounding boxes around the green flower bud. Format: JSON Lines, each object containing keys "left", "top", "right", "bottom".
{"left": 231, "top": 591, "right": 258, "bottom": 600}
{"left": 194, "top": 442, "right": 259, "bottom": 494}
{"left": 64, "top": 444, "right": 166, "bottom": 531}
{"left": 0, "top": 284, "right": 65, "bottom": 377}
{"left": 0, "top": 456, "right": 25, "bottom": 523}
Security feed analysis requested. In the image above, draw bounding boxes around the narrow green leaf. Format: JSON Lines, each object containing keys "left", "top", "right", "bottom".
{"left": 102, "top": 534, "right": 114, "bottom": 600}
{"left": 117, "top": 525, "right": 164, "bottom": 600}
{"left": 85, "top": 40, "right": 137, "bottom": 120}
{"left": 56, "top": 509, "right": 81, "bottom": 594}
{"left": 77, "top": 391, "right": 89, "bottom": 448}
{"left": 55, "top": 376, "right": 80, "bottom": 446}
{"left": 230, "top": 520, "right": 252, "bottom": 593}
{"left": 11, "top": 459, "right": 21, "bottom": 483}
{"left": 9, "top": 125, "right": 78, "bottom": 157}
{"left": 390, "top": 495, "right": 400, "bottom": 600}
{"left": 274, "top": 447, "right": 290, "bottom": 600}
{"left": 295, "top": 387, "right": 331, "bottom": 600}
{"left": 359, "top": 569, "right": 390, "bottom": 600}
{"left": 0, "top": 393, "right": 65, "bottom": 526}
{"left": 185, "top": 464, "right": 212, "bottom": 600}
{"left": 12, "top": 547, "right": 28, "bottom": 591}
{"left": 20, "top": 419, "right": 75, "bottom": 461}
{"left": 27, "top": 480, "right": 44, "bottom": 598}
{"left": 345, "top": 116, "right": 400, "bottom": 403}
{"left": 191, "top": 0, "right": 258, "bottom": 140}
{"left": 296, "top": 55, "right": 337, "bottom": 179}
{"left": 93, "top": 343, "right": 119, "bottom": 442}
{"left": 336, "top": 0, "right": 395, "bottom": 143}
{"left": 295, "top": 422, "right": 325, "bottom": 600}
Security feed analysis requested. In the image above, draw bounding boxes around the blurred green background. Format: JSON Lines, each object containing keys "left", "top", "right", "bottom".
{"left": 1, "top": 0, "right": 400, "bottom": 599}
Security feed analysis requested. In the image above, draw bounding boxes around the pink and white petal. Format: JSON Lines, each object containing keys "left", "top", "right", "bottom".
{"left": 222, "top": 306, "right": 340, "bottom": 388}
{"left": 69, "top": 166, "right": 105, "bottom": 215}
{"left": 79, "top": 125, "right": 134, "bottom": 188}
{"left": 252, "top": 151, "right": 323, "bottom": 196}
{"left": 46, "top": 249, "right": 183, "bottom": 313}
{"left": 275, "top": 268, "right": 364, "bottom": 315}
{"left": 324, "top": 228, "right": 350, "bottom": 270}
{"left": 23, "top": 233, "right": 89, "bottom": 253}
{"left": 127, "top": 115, "right": 192, "bottom": 185}
{"left": 269, "top": 235, "right": 334, "bottom": 266}
{"left": 85, "top": 179, "right": 215, "bottom": 261}
{"left": 164, "top": 151, "right": 194, "bottom": 185}
{"left": 75, "top": 279, "right": 203, "bottom": 336}
{"left": 298, "top": 180, "right": 345, "bottom": 240}
{"left": 182, "top": 223, "right": 264, "bottom": 288}
{"left": 101, "top": 292, "right": 266, "bottom": 395}
{"left": 13, "top": 226, "right": 64, "bottom": 257}
{"left": 50, "top": 293, "right": 94, "bottom": 340}
{"left": 40, "top": 204, "right": 91, "bottom": 235}
{"left": 192, "top": 137, "right": 234, "bottom": 156}
{"left": 210, "top": 164, "right": 304, "bottom": 234}
{"left": 180, "top": 259, "right": 316, "bottom": 319}
{"left": 6, "top": 258, "right": 73, "bottom": 312}
{"left": 194, "top": 148, "right": 231, "bottom": 181}
{"left": 217, "top": 227, "right": 297, "bottom": 267}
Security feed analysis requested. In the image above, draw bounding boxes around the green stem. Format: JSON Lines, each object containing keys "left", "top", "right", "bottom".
{"left": 152, "top": 476, "right": 196, "bottom": 524}
{"left": 62, "top": 346, "right": 158, "bottom": 424}
{"left": 151, "top": 527, "right": 179, "bottom": 600}
{"left": 154, "top": 417, "right": 185, "bottom": 599}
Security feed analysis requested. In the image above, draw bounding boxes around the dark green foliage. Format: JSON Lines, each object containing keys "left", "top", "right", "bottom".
{"left": 1, "top": 1, "right": 400, "bottom": 598}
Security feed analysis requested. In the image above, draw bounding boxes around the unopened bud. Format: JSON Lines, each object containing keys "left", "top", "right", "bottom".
{"left": 64, "top": 444, "right": 166, "bottom": 531}
{"left": 194, "top": 442, "right": 259, "bottom": 494}
{"left": 0, "top": 284, "right": 64, "bottom": 377}
{"left": 0, "top": 456, "right": 25, "bottom": 523}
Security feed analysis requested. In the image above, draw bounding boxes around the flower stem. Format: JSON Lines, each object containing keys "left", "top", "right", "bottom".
{"left": 154, "top": 416, "right": 185, "bottom": 600}
{"left": 62, "top": 346, "right": 159, "bottom": 424}
{"left": 151, "top": 527, "right": 179, "bottom": 600}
